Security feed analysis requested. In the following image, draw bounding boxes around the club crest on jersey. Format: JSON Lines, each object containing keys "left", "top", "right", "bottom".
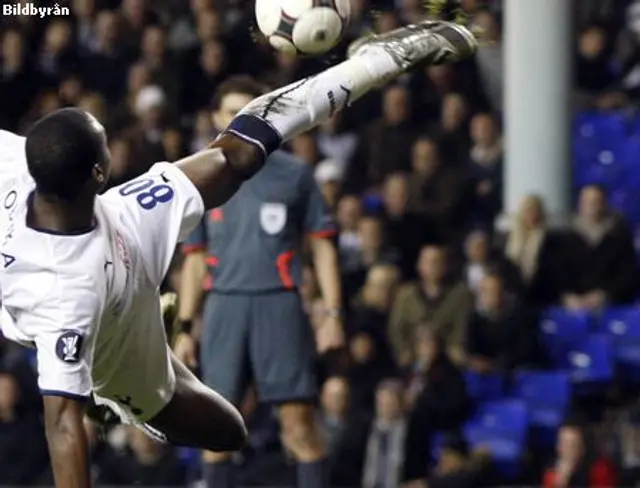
{"left": 260, "top": 203, "right": 287, "bottom": 235}
{"left": 55, "top": 331, "right": 84, "bottom": 363}
{"left": 115, "top": 231, "right": 131, "bottom": 270}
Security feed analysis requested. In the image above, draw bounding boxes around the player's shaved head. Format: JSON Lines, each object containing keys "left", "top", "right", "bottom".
{"left": 26, "top": 108, "right": 110, "bottom": 200}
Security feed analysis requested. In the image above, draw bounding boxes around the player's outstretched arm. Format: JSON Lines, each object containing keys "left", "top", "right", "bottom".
{"left": 175, "top": 134, "right": 263, "bottom": 210}
{"left": 43, "top": 396, "right": 91, "bottom": 488}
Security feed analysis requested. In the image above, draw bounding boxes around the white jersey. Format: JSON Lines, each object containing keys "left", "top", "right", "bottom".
{"left": 0, "top": 130, "right": 204, "bottom": 421}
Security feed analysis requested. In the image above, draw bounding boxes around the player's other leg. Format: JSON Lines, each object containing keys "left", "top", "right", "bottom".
{"left": 219, "top": 20, "right": 477, "bottom": 158}
{"left": 146, "top": 352, "right": 247, "bottom": 451}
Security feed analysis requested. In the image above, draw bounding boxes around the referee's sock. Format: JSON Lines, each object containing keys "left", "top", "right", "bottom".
{"left": 223, "top": 47, "right": 399, "bottom": 156}
{"left": 203, "top": 460, "right": 234, "bottom": 488}
{"left": 297, "top": 458, "right": 329, "bottom": 488}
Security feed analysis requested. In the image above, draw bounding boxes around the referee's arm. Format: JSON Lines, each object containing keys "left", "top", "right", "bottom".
{"left": 174, "top": 219, "right": 207, "bottom": 366}
{"left": 302, "top": 167, "right": 344, "bottom": 351}
{"left": 179, "top": 219, "right": 208, "bottom": 326}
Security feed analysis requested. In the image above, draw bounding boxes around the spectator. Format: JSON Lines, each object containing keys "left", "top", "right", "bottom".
{"left": 399, "top": 0, "right": 426, "bottom": 25}
{"left": 389, "top": 244, "right": 473, "bottom": 366}
{"left": 434, "top": 92, "right": 471, "bottom": 165}
{"left": 426, "top": 434, "right": 493, "bottom": 488}
{"left": 461, "top": 229, "right": 492, "bottom": 292}
{"left": 465, "top": 113, "right": 503, "bottom": 228}
{"left": 320, "top": 377, "right": 369, "bottom": 487}
{"left": 336, "top": 195, "right": 364, "bottom": 277}
{"left": 347, "top": 321, "right": 398, "bottom": 414}
{"left": 349, "top": 263, "right": 401, "bottom": 365}
{"left": 191, "top": 108, "right": 216, "bottom": 152}
{"left": 139, "top": 25, "right": 181, "bottom": 108}
{"left": 614, "top": 405, "right": 640, "bottom": 485}
{"left": 504, "top": 195, "right": 565, "bottom": 306}
{"left": 187, "top": 38, "right": 229, "bottom": 113}
{"left": 317, "top": 112, "right": 359, "bottom": 169}
{"left": 343, "top": 215, "right": 399, "bottom": 296}
{"left": 576, "top": 25, "right": 617, "bottom": 98}
{"left": 374, "top": 10, "right": 401, "bottom": 34}
{"left": 167, "top": 0, "right": 213, "bottom": 52}
{"left": 403, "top": 329, "right": 470, "bottom": 483}
{"left": 125, "top": 84, "right": 168, "bottom": 175}
{"left": 407, "top": 136, "right": 463, "bottom": 239}
{"left": 362, "top": 380, "right": 408, "bottom": 488}
{"left": 291, "top": 132, "right": 323, "bottom": 166}
{"left": 82, "top": 10, "right": 128, "bottom": 101}
{"left": 0, "top": 28, "right": 41, "bottom": 131}
{"left": 37, "top": 20, "right": 77, "bottom": 84}
{"left": 58, "top": 73, "right": 86, "bottom": 107}
{"left": 77, "top": 92, "right": 108, "bottom": 124}
{"left": 315, "top": 158, "right": 344, "bottom": 211}
{"left": 0, "top": 371, "right": 49, "bottom": 486}
{"left": 465, "top": 271, "right": 539, "bottom": 373}
{"left": 118, "top": 0, "right": 160, "bottom": 57}
{"left": 106, "top": 136, "right": 133, "bottom": 188}
{"left": 162, "top": 128, "right": 186, "bottom": 161}
{"left": 543, "top": 421, "right": 618, "bottom": 487}
{"left": 73, "top": 0, "right": 98, "bottom": 50}
{"left": 562, "top": 185, "right": 639, "bottom": 309}
{"left": 347, "top": 84, "right": 418, "bottom": 192}
{"left": 110, "top": 61, "right": 152, "bottom": 132}
{"left": 473, "top": 9, "right": 503, "bottom": 111}
{"left": 380, "top": 172, "right": 434, "bottom": 278}
{"left": 263, "top": 51, "right": 305, "bottom": 88}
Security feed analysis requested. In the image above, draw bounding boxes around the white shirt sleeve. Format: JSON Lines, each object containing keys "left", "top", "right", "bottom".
{"left": 0, "top": 130, "right": 28, "bottom": 182}
{"left": 103, "top": 162, "right": 205, "bottom": 286}
{"left": 25, "top": 290, "right": 99, "bottom": 399}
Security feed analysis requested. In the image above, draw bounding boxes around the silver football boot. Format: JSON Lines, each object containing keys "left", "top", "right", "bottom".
{"left": 348, "top": 20, "right": 477, "bottom": 71}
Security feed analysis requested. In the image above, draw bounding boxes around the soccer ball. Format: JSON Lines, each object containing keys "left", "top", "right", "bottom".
{"left": 255, "top": 0, "right": 351, "bottom": 56}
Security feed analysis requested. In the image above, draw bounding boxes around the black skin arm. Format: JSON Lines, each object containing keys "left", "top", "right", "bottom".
{"left": 43, "top": 395, "right": 91, "bottom": 488}
{"left": 176, "top": 134, "right": 265, "bottom": 210}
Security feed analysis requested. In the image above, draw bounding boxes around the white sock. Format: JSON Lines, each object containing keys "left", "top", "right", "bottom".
{"left": 223, "top": 47, "right": 400, "bottom": 154}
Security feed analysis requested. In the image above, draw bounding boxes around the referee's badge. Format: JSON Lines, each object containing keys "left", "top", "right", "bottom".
{"left": 260, "top": 203, "right": 287, "bottom": 235}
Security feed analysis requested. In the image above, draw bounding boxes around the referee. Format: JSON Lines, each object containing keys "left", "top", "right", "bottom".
{"left": 175, "top": 77, "right": 344, "bottom": 488}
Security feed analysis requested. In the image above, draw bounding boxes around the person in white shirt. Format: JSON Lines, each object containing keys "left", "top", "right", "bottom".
{"left": 0, "top": 20, "right": 476, "bottom": 488}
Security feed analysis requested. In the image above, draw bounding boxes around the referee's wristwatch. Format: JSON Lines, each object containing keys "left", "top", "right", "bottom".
{"left": 324, "top": 308, "right": 343, "bottom": 319}
{"left": 178, "top": 319, "right": 193, "bottom": 334}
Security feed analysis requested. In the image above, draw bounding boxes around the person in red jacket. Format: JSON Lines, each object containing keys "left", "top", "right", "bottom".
{"left": 543, "top": 421, "right": 618, "bottom": 488}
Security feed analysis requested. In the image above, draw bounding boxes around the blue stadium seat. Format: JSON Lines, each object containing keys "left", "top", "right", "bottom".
{"left": 513, "top": 371, "right": 571, "bottom": 446}
{"left": 574, "top": 113, "right": 629, "bottom": 171}
{"left": 540, "top": 308, "right": 591, "bottom": 364}
{"left": 560, "top": 335, "right": 614, "bottom": 394}
{"left": 463, "top": 400, "right": 528, "bottom": 478}
{"left": 464, "top": 371, "right": 505, "bottom": 402}
{"left": 597, "top": 306, "right": 640, "bottom": 382}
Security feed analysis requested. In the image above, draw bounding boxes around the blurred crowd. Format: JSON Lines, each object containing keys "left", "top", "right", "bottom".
{"left": 3, "top": 0, "right": 640, "bottom": 486}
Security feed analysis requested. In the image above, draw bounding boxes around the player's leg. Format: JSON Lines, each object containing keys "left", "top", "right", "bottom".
{"left": 147, "top": 351, "right": 247, "bottom": 450}
{"left": 249, "top": 292, "right": 329, "bottom": 488}
{"left": 148, "top": 292, "right": 251, "bottom": 452}
{"left": 220, "top": 21, "right": 477, "bottom": 157}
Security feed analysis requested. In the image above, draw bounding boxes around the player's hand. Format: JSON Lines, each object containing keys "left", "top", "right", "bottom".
{"left": 173, "top": 332, "right": 198, "bottom": 369}
{"left": 316, "top": 316, "right": 345, "bottom": 354}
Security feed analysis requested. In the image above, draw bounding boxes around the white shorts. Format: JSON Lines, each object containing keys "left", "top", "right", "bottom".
{"left": 92, "top": 304, "right": 176, "bottom": 424}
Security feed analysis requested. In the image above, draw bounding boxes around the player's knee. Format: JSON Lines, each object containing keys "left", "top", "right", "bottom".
{"left": 215, "top": 406, "right": 248, "bottom": 451}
